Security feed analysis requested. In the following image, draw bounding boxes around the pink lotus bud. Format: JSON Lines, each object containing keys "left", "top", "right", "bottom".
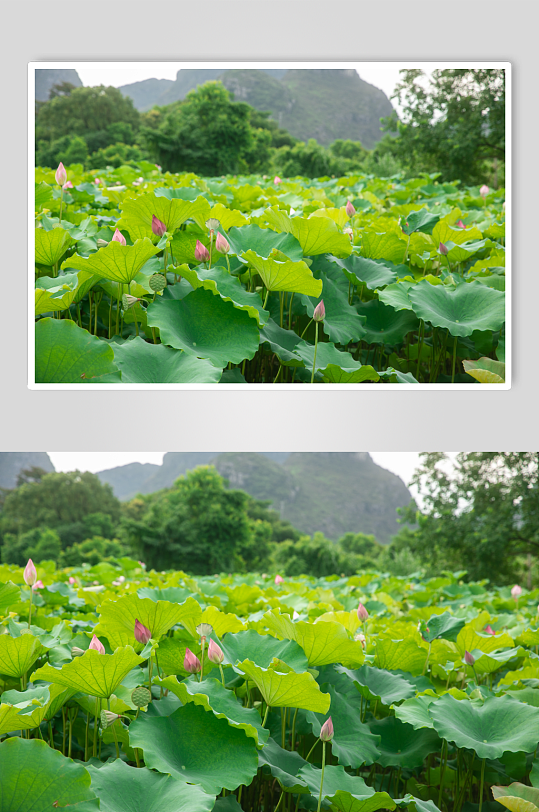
{"left": 480, "top": 185, "right": 489, "bottom": 198}
{"left": 439, "top": 242, "right": 448, "bottom": 256}
{"left": 320, "top": 716, "right": 334, "bottom": 742}
{"left": 274, "top": 574, "right": 284, "bottom": 584}
{"left": 274, "top": 176, "right": 282, "bottom": 185}
{"left": 455, "top": 220, "right": 466, "bottom": 229}
{"left": 68, "top": 577, "right": 76, "bottom": 585}
{"left": 511, "top": 584, "right": 522, "bottom": 599}
{"left": 63, "top": 181, "right": 73, "bottom": 190}
{"left": 357, "top": 603, "right": 369, "bottom": 622}
{"left": 155, "top": 164, "right": 162, "bottom": 171}
{"left": 184, "top": 647, "right": 201, "bottom": 674}
{"left": 195, "top": 240, "right": 210, "bottom": 262}
{"left": 313, "top": 300, "right": 325, "bottom": 322}
{"left": 24, "top": 559, "right": 37, "bottom": 587}
{"left": 111, "top": 228, "right": 126, "bottom": 246}
{"left": 151, "top": 215, "right": 166, "bottom": 237}
{"left": 345, "top": 200, "right": 356, "bottom": 217}
{"left": 484, "top": 625, "right": 496, "bottom": 636}
{"left": 89, "top": 635, "right": 105, "bottom": 655}
{"left": 208, "top": 639, "right": 224, "bottom": 664}
{"left": 464, "top": 650, "right": 475, "bottom": 666}
{"left": 134, "top": 619, "right": 151, "bottom": 645}
{"left": 55, "top": 163, "right": 67, "bottom": 186}
{"left": 33, "top": 580, "right": 44, "bottom": 590}
{"left": 95, "top": 178, "right": 101, "bottom": 185}
{"left": 138, "top": 561, "right": 146, "bottom": 568}
{"left": 215, "top": 232, "right": 230, "bottom": 254}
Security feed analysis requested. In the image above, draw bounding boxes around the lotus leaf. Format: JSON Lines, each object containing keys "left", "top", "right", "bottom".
{"left": 32, "top": 646, "right": 143, "bottom": 698}
{"left": 94, "top": 594, "right": 201, "bottom": 648}
{"left": 62, "top": 239, "right": 160, "bottom": 285}
{"left": 35, "top": 319, "right": 119, "bottom": 383}
{"left": 237, "top": 659, "right": 330, "bottom": 712}
{"left": 408, "top": 280, "right": 505, "bottom": 337}
{"left": 263, "top": 611, "right": 365, "bottom": 668}
{"left": 242, "top": 250, "right": 323, "bottom": 297}
{"left": 111, "top": 338, "right": 221, "bottom": 384}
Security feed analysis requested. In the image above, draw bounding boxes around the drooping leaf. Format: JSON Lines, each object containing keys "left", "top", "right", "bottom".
{"left": 0, "top": 633, "right": 46, "bottom": 678}
{"left": 408, "top": 279, "right": 505, "bottom": 337}
{"left": 369, "top": 715, "right": 441, "bottom": 768}
{"left": 294, "top": 342, "right": 379, "bottom": 384}
{"left": 300, "top": 274, "right": 367, "bottom": 344}
{"left": 355, "top": 300, "right": 419, "bottom": 345}
{"left": 337, "top": 664, "right": 416, "bottom": 706}
{"left": 111, "top": 338, "right": 221, "bottom": 384}
{"left": 32, "top": 646, "right": 144, "bottom": 698}
{"left": 330, "top": 255, "right": 398, "bottom": 291}
{"left": 0, "top": 581, "right": 21, "bottom": 613}
{"left": 401, "top": 209, "right": 440, "bottom": 236}
{"left": 378, "top": 282, "right": 414, "bottom": 312}
{"left": 237, "top": 659, "right": 330, "bottom": 712}
{"left": 62, "top": 239, "right": 160, "bottom": 285}
{"left": 35, "top": 226, "right": 74, "bottom": 266}
{"left": 258, "top": 737, "right": 310, "bottom": 793}
{"left": 259, "top": 320, "right": 305, "bottom": 368}
{"left": 220, "top": 630, "right": 309, "bottom": 673}
{"left": 463, "top": 357, "right": 505, "bottom": 383}
{"left": 242, "top": 250, "right": 323, "bottom": 297}
{"left": 179, "top": 263, "right": 269, "bottom": 325}
{"left": 227, "top": 224, "right": 304, "bottom": 261}
{"left": 118, "top": 193, "right": 211, "bottom": 239}
{"left": 263, "top": 611, "right": 365, "bottom": 668}
{"left": 263, "top": 209, "right": 353, "bottom": 257}
{"left": 35, "top": 319, "right": 119, "bottom": 383}
{"left": 421, "top": 612, "right": 466, "bottom": 643}
{"left": 94, "top": 594, "right": 201, "bottom": 649}
{"left": 491, "top": 783, "right": 539, "bottom": 812}
{"left": 299, "top": 763, "right": 396, "bottom": 812}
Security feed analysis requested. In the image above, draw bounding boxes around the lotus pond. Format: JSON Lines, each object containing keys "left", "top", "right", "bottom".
{"left": 1, "top": 561, "right": 537, "bottom": 812}
{"left": 34, "top": 162, "right": 506, "bottom": 384}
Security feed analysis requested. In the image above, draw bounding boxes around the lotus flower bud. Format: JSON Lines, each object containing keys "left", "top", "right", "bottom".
{"left": 208, "top": 639, "right": 224, "bottom": 664}
{"left": 313, "top": 300, "right": 325, "bottom": 322}
{"left": 131, "top": 686, "right": 152, "bottom": 707}
{"left": 320, "top": 716, "right": 334, "bottom": 742}
{"left": 55, "top": 162, "right": 67, "bottom": 186}
{"left": 89, "top": 635, "right": 105, "bottom": 654}
{"left": 96, "top": 238, "right": 109, "bottom": 248}
{"left": 195, "top": 240, "right": 210, "bottom": 262}
{"left": 455, "top": 220, "right": 466, "bottom": 229}
{"left": 274, "top": 176, "right": 282, "bottom": 184}
{"left": 94, "top": 178, "right": 101, "bottom": 185}
{"left": 100, "top": 710, "right": 120, "bottom": 729}
{"left": 33, "top": 580, "right": 44, "bottom": 590}
{"left": 439, "top": 242, "right": 448, "bottom": 256}
{"left": 357, "top": 603, "right": 369, "bottom": 622}
{"left": 511, "top": 584, "right": 522, "bottom": 599}
{"left": 464, "top": 650, "right": 475, "bottom": 666}
{"left": 71, "top": 646, "right": 85, "bottom": 657}
{"left": 24, "top": 559, "right": 37, "bottom": 587}
{"left": 484, "top": 625, "right": 496, "bottom": 636}
{"left": 134, "top": 619, "right": 151, "bottom": 645}
{"left": 196, "top": 623, "right": 213, "bottom": 640}
{"left": 138, "top": 561, "right": 146, "bottom": 569}
{"left": 274, "top": 574, "right": 284, "bottom": 584}
{"left": 480, "top": 185, "right": 489, "bottom": 198}
{"left": 206, "top": 218, "right": 220, "bottom": 235}
{"left": 184, "top": 647, "right": 201, "bottom": 674}
{"left": 345, "top": 200, "right": 356, "bottom": 217}
{"left": 112, "top": 228, "right": 126, "bottom": 246}
{"left": 63, "top": 180, "right": 73, "bottom": 190}
{"left": 151, "top": 215, "right": 166, "bottom": 237}
{"left": 155, "top": 164, "right": 162, "bottom": 171}
{"left": 122, "top": 293, "right": 140, "bottom": 311}
{"left": 215, "top": 232, "right": 230, "bottom": 254}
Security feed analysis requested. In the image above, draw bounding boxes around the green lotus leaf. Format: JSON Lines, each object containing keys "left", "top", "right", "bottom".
{"left": 378, "top": 282, "right": 414, "bottom": 311}
{"left": 305, "top": 686, "right": 381, "bottom": 767}
{"left": 179, "top": 263, "right": 269, "bottom": 325}
{"left": 492, "top": 783, "right": 539, "bottom": 812}
{"left": 393, "top": 695, "right": 436, "bottom": 730}
{"left": 374, "top": 638, "right": 428, "bottom": 676}
{"left": 463, "top": 357, "right": 505, "bottom": 383}
{"left": 401, "top": 209, "right": 440, "bottom": 236}
{"left": 1, "top": 683, "right": 75, "bottom": 724}
{"left": 62, "top": 239, "right": 160, "bottom": 285}
{"left": 360, "top": 231, "right": 407, "bottom": 263}
{"left": 395, "top": 795, "right": 443, "bottom": 812}
{"left": 264, "top": 209, "right": 353, "bottom": 257}
{"left": 445, "top": 239, "right": 488, "bottom": 263}
{"left": 0, "top": 737, "right": 96, "bottom": 811}
{"left": 35, "top": 226, "right": 74, "bottom": 266}
{"left": 433, "top": 220, "right": 483, "bottom": 246}
{"left": 237, "top": 659, "right": 330, "bottom": 712}
{"left": 429, "top": 694, "right": 539, "bottom": 758}
{"left": 118, "top": 193, "right": 211, "bottom": 239}
{"left": 35, "top": 319, "right": 119, "bottom": 383}
{"left": 456, "top": 624, "right": 514, "bottom": 656}
{"left": 0, "top": 581, "right": 20, "bottom": 613}
{"left": 242, "top": 250, "right": 322, "bottom": 297}
{"left": 94, "top": 594, "right": 202, "bottom": 648}
{"left": 86, "top": 756, "right": 216, "bottom": 812}
{"left": 129, "top": 702, "right": 258, "bottom": 794}
{"left": 258, "top": 737, "right": 310, "bottom": 793}
{"left": 0, "top": 696, "right": 50, "bottom": 735}
{"left": 220, "top": 630, "right": 309, "bottom": 672}
{"left": 378, "top": 367, "right": 419, "bottom": 384}
{"left": 369, "top": 715, "right": 441, "bottom": 768}
{"left": 355, "top": 300, "right": 419, "bottom": 345}
{"left": 299, "top": 764, "right": 396, "bottom": 812}
{"left": 336, "top": 665, "right": 416, "bottom": 706}
{"left": 0, "top": 633, "right": 46, "bottom": 678}
{"left": 35, "top": 274, "right": 80, "bottom": 314}
{"left": 421, "top": 612, "right": 466, "bottom": 643}
{"left": 300, "top": 274, "right": 367, "bottom": 344}
{"left": 329, "top": 255, "right": 398, "bottom": 291}
{"left": 408, "top": 279, "right": 505, "bottom": 337}
{"left": 147, "top": 289, "right": 260, "bottom": 367}
{"left": 32, "top": 646, "right": 143, "bottom": 698}
{"left": 294, "top": 341, "right": 379, "bottom": 384}
{"left": 111, "top": 338, "right": 221, "bottom": 384}
{"left": 161, "top": 675, "right": 269, "bottom": 746}
{"left": 35, "top": 181, "right": 53, "bottom": 210}
{"left": 227, "top": 224, "right": 304, "bottom": 261}
{"left": 263, "top": 611, "right": 365, "bottom": 669}
{"left": 178, "top": 604, "right": 246, "bottom": 639}
{"left": 259, "top": 319, "right": 305, "bottom": 368}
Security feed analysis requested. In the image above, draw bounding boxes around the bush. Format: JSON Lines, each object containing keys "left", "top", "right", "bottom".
{"left": 61, "top": 536, "right": 129, "bottom": 567}
{"left": 36, "top": 135, "right": 89, "bottom": 168}
{"left": 1, "top": 527, "right": 62, "bottom": 566}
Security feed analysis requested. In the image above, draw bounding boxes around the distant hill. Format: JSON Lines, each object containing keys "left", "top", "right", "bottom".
{"left": 35, "top": 68, "right": 82, "bottom": 102}
{"left": 0, "top": 453, "right": 54, "bottom": 489}
{"left": 119, "top": 67, "right": 395, "bottom": 148}
{"left": 117, "top": 77, "right": 174, "bottom": 111}
{"left": 96, "top": 452, "right": 411, "bottom": 543}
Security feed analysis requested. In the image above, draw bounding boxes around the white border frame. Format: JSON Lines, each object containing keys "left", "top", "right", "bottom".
{"left": 28, "top": 61, "right": 511, "bottom": 390}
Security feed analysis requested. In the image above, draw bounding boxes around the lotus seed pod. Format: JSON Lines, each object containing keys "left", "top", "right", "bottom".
{"left": 149, "top": 273, "right": 166, "bottom": 292}
{"left": 205, "top": 218, "right": 220, "bottom": 234}
{"left": 196, "top": 623, "right": 213, "bottom": 639}
{"left": 96, "top": 238, "right": 109, "bottom": 248}
{"left": 100, "top": 710, "right": 119, "bottom": 728}
{"left": 71, "top": 646, "right": 85, "bottom": 658}
{"left": 131, "top": 686, "right": 152, "bottom": 707}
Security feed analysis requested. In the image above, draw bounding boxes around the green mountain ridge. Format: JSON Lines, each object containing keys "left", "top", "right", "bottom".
{"left": 0, "top": 453, "right": 55, "bottom": 489}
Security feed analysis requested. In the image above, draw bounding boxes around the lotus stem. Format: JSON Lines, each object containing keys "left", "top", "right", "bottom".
{"left": 262, "top": 704, "right": 270, "bottom": 728}
{"left": 27, "top": 587, "right": 33, "bottom": 630}
{"left": 451, "top": 335, "right": 458, "bottom": 383}
{"left": 316, "top": 741, "right": 327, "bottom": 812}
{"left": 310, "top": 322, "right": 319, "bottom": 384}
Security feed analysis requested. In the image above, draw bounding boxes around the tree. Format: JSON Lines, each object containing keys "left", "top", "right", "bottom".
{"left": 141, "top": 82, "right": 254, "bottom": 175}
{"left": 1, "top": 527, "right": 62, "bottom": 566}
{"left": 397, "top": 452, "right": 539, "bottom": 584}
{"left": 382, "top": 69, "right": 506, "bottom": 186}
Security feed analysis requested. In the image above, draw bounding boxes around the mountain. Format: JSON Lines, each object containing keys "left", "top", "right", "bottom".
{"left": 35, "top": 69, "right": 82, "bottom": 102}
{"left": 96, "top": 452, "right": 410, "bottom": 543}
{"left": 118, "top": 67, "right": 394, "bottom": 148}
{"left": 0, "top": 453, "right": 55, "bottom": 489}
{"left": 117, "top": 77, "right": 174, "bottom": 111}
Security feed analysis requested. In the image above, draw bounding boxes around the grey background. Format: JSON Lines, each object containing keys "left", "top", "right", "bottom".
{"left": 7, "top": 1, "right": 537, "bottom": 452}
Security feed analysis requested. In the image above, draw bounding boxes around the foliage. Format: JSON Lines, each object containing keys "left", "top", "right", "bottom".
{"left": 273, "top": 532, "right": 384, "bottom": 578}
{"left": 394, "top": 453, "right": 539, "bottom": 584}
{"left": 382, "top": 69, "right": 506, "bottom": 186}
{"left": 34, "top": 160, "right": 506, "bottom": 385}
{"left": 0, "top": 563, "right": 538, "bottom": 812}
